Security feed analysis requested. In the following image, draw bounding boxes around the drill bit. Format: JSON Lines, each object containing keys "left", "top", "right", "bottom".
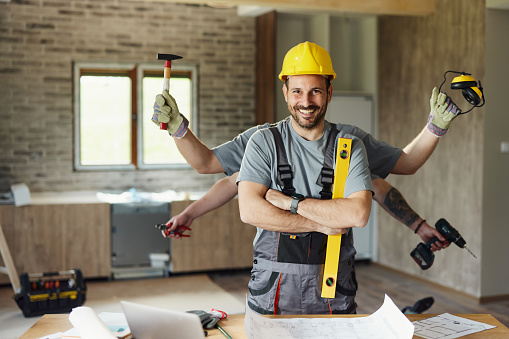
{"left": 464, "top": 246, "right": 477, "bottom": 259}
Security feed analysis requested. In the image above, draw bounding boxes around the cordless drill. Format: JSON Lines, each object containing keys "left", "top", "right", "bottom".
{"left": 410, "top": 218, "right": 476, "bottom": 270}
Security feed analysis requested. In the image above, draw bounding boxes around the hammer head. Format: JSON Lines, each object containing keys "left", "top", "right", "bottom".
{"left": 157, "top": 53, "right": 183, "bottom": 61}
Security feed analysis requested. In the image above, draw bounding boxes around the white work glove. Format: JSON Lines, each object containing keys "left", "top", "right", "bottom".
{"left": 426, "top": 87, "right": 461, "bottom": 137}
{"left": 152, "top": 91, "right": 189, "bottom": 138}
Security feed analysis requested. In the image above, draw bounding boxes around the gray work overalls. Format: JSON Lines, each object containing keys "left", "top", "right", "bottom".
{"left": 247, "top": 126, "right": 358, "bottom": 315}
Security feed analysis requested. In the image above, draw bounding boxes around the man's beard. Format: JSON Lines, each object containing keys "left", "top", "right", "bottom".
{"left": 289, "top": 103, "right": 327, "bottom": 130}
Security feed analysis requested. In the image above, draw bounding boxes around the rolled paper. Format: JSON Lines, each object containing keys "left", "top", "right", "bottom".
{"left": 69, "top": 306, "right": 117, "bottom": 339}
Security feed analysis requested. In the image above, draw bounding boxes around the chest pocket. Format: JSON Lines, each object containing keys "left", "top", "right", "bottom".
{"left": 277, "top": 232, "right": 328, "bottom": 264}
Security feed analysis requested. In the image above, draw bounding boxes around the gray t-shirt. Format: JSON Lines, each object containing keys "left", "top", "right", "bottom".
{"left": 212, "top": 118, "right": 401, "bottom": 179}
{"left": 237, "top": 118, "right": 373, "bottom": 199}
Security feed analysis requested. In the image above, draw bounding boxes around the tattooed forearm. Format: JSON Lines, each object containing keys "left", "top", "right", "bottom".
{"left": 383, "top": 187, "right": 419, "bottom": 227}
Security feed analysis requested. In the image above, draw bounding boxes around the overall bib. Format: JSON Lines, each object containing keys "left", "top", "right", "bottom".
{"left": 247, "top": 126, "right": 358, "bottom": 315}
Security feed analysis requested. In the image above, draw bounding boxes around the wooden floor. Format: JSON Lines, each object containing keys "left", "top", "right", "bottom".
{"left": 208, "top": 261, "right": 509, "bottom": 328}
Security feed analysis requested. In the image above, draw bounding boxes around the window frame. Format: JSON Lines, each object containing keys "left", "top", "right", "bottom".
{"left": 73, "top": 61, "right": 198, "bottom": 171}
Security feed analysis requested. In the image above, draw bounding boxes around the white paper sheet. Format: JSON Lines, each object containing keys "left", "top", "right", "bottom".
{"left": 244, "top": 294, "right": 414, "bottom": 339}
{"left": 412, "top": 313, "right": 496, "bottom": 339}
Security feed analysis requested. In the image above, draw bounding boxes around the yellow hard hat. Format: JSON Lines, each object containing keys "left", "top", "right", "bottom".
{"left": 279, "top": 41, "right": 336, "bottom": 81}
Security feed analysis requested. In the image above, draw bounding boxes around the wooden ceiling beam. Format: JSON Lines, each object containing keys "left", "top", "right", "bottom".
{"left": 136, "top": 0, "right": 435, "bottom": 16}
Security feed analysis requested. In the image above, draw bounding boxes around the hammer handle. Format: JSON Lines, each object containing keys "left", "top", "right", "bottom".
{"left": 163, "top": 61, "right": 172, "bottom": 90}
{"left": 159, "top": 60, "right": 172, "bottom": 130}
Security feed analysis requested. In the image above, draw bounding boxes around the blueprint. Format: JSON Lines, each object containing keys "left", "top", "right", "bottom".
{"left": 412, "top": 313, "right": 495, "bottom": 339}
{"left": 244, "top": 294, "right": 414, "bottom": 339}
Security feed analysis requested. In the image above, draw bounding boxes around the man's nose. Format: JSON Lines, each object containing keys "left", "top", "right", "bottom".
{"left": 301, "top": 93, "right": 313, "bottom": 107}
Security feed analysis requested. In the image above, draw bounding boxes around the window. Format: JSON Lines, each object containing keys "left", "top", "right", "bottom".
{"left": 73, "top": 62, "right": 198, "bottom": 170}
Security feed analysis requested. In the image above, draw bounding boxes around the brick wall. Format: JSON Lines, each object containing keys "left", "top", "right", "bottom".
{"left": 0, "top": 0, "right": 255, "bottom": 193}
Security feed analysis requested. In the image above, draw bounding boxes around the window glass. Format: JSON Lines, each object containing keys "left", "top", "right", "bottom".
{"left": 142, "top": 76, "right": 192, "bottom": 165}
{"left": 80, "top": 75, "right": 131, "bottom": 165}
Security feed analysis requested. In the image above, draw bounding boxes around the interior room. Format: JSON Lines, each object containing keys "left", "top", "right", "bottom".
{"left": 1, "top": 0, "right": 509, "bottom": 337}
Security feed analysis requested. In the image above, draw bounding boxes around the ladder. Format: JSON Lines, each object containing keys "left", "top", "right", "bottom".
{"left": 0, "top": 223, "right": 21, "bottom": 294}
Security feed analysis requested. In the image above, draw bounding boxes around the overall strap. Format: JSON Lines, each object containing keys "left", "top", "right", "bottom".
{"left": 269, "top": 127, "right": 295, "bottom": 196}
{"left": 317, "top": 124, "right": 340, "bottom": 200}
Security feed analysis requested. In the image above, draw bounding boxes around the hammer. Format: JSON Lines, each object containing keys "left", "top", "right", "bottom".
{"left": 157, "top": 53, "right": 183, "bottom": 130}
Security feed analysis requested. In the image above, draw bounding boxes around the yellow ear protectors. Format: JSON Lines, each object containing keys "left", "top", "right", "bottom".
{"left": 439, "top": 70, "right": 485, "bottom": 114}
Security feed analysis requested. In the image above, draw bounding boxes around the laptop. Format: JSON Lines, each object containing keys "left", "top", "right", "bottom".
{"left": 120, "top": 301, "right": 206, "bottom": 339}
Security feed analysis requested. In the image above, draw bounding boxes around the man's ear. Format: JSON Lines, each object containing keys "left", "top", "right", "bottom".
{"left": 327, "top": 84, "right": 333, "bottom": 103}
{"left": 282, "top": 83, "right": 288, "bottom": 102}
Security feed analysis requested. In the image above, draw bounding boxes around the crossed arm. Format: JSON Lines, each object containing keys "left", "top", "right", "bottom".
{"left": 237, "top": 180, "right": 372, "bottom": 236}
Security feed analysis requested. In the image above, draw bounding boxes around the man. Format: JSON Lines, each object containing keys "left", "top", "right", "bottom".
{"left": 234, "top": 42, "right": 372, "bottom": 314}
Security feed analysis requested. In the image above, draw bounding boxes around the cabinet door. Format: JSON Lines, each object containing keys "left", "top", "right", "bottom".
{"left": 14, "top": 205, "right": 65, "bottom": 274}
{"left": 61, "top": 204, "right": 111, "bottom": 277}
{"left": 170, "top": 199, "right": 256, "bottom": 273}
{"left": 0, "top": 205, "right": 64, "bottom": 283}
{"left": 0, "top": 203, "right": 111, "bottom": 284}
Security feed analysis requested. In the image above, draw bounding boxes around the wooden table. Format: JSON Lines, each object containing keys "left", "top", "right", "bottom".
{"left": 20, "top": 313, "right": 509, "bottom": 339}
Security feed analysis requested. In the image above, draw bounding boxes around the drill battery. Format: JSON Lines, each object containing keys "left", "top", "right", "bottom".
{"left": 411, "top": 242, "right": 435, "bottom": 270}
{"left": 14, "top": 269, "right": 86, "bottom": 317}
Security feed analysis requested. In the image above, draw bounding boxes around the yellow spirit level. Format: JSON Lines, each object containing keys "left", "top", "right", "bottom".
{"left": 321, "top": 138, "right": 352, "bottom": 299}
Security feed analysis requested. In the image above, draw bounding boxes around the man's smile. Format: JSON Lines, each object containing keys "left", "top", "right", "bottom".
{"left": 296, "top": 106, "right": 319, "bottom": 117}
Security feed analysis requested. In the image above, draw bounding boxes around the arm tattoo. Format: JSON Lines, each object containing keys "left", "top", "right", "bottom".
{"left": 383, "top": 187, "right": 419, "bottom": 227}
